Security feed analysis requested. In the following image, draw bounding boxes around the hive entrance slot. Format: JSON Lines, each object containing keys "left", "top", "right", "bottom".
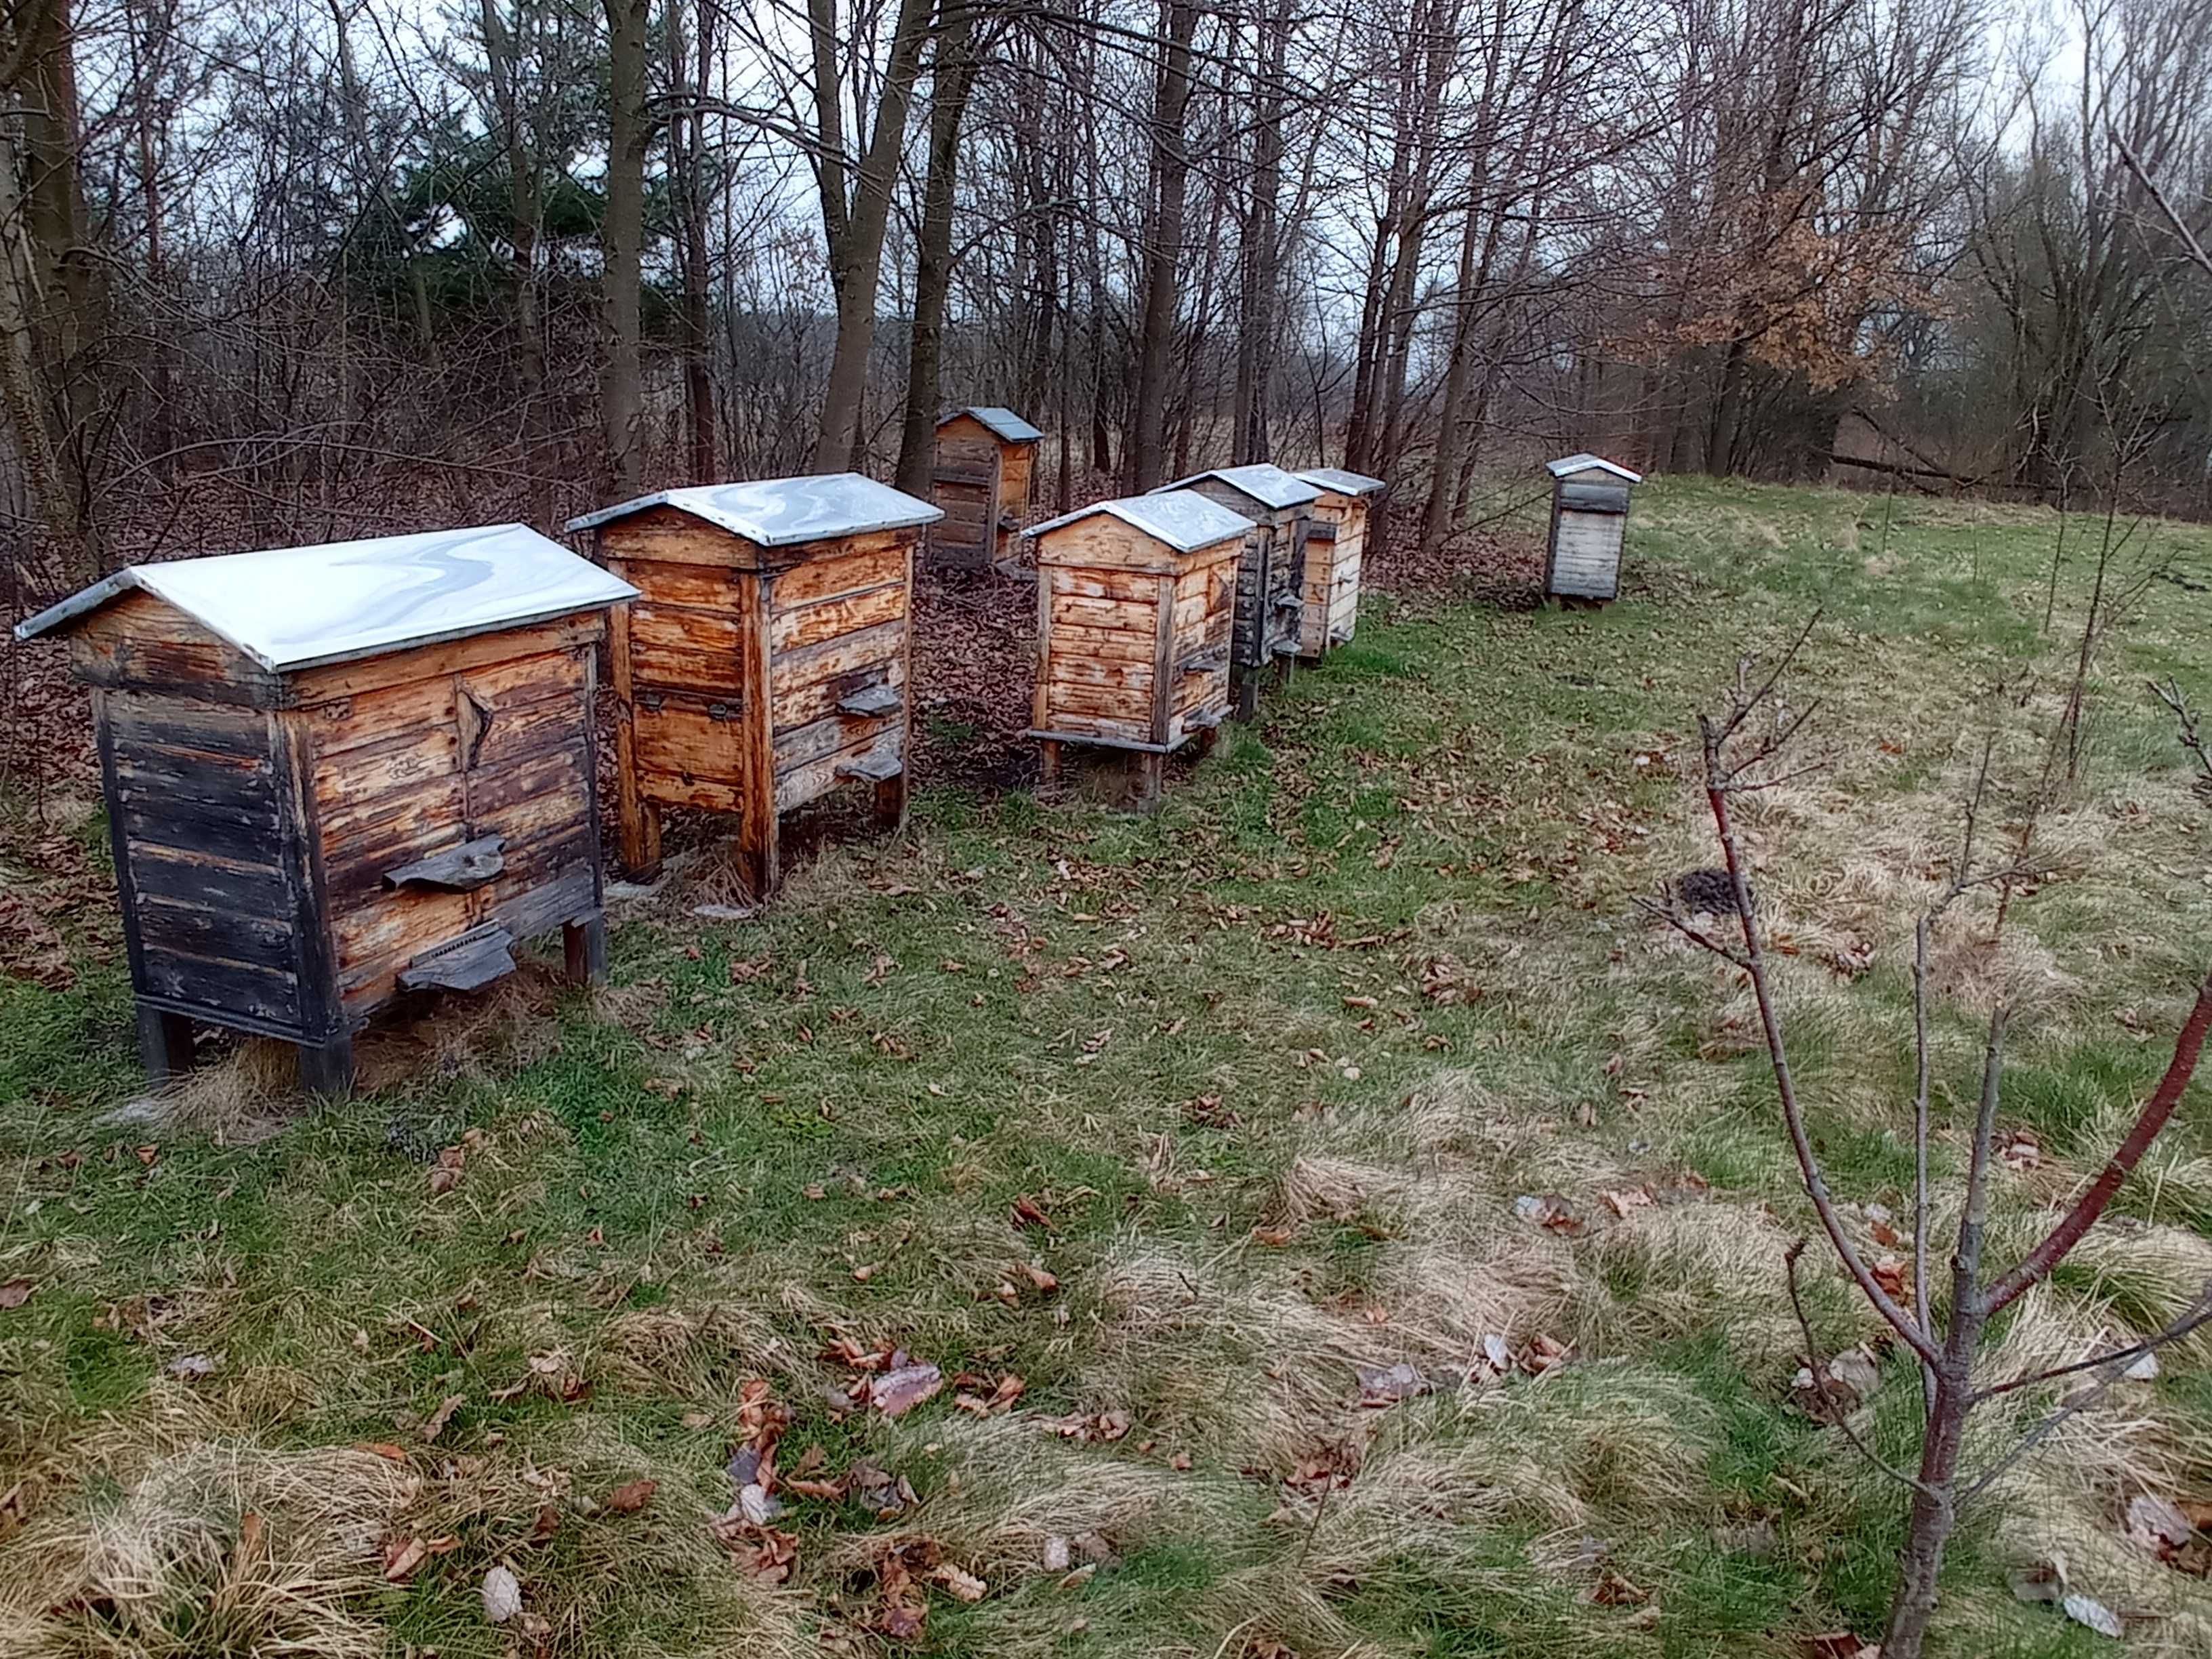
{"left": 398, "top": 923, "right": 517, "bottom": 993}
{"left": 384, "top": 834, "right": 508, "bottom": 892}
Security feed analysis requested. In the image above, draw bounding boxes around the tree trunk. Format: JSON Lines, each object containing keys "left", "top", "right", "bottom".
{"left": 1231, "top": 0, "right": 1286, "bottom": 466}
{"left": 600, "top": 0, "right": 649, "bottom": 494}
{"left": 670, "top": 0, "right": 716, "bottom": 483}
{"left": 481, "top": 0, "right": 552, "bottom": 523}
{"left": 809, "top": 0, "right": 935, "bottom": 473}
{"left": 13, "top": 0, "right": 101, "bottom": 579}
{"left": 1126, "top": 0, "right": 1196, "bottom": 493}
{"left": 893, "top": 0, "right": 979, "bottom": 499}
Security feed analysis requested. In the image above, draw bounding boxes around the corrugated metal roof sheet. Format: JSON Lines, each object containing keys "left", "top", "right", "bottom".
{"left": 14, "top": 523, "right": 636, "bottom": 673}
{"left": 1026, "top": 490, "right": 1253, "bottom": 552}
{"left": 941, "top": 406, "right": 1044, "bottom": 443}
{"left": 1296, "top": 466, "right": 1387, "bottom": 497}
{"left": 1160, "top": 464, "right": 1320, "bottom": 510}
{"left": 1547, "top": 453, "right": 1642, "bottom": 483}
{"left": 566, "top": 472, "right": 943, "bottom": 544}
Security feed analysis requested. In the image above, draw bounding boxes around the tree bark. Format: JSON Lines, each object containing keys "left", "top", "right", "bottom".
{"left": 1126, "top": 0, "right": 1195, "bottom": 493}
{"left": 808, "top": 0, "right": 935, "bottom": 473}
{"left": 600, "top": 0, "right": 649, "bottom": 494}
{"left": 893, "top": 0, "right": 979, "bottom": 499}
{"left": 480, "top": 0, "right": 552, "bottom": 523}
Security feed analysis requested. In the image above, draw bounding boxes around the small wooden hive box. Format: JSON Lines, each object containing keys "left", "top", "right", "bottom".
{"left": 1292, "top": 466, "right": 1385, "bottom": 657}
{"left": 567, "top": 474, "right": 942, "bottom": 893}
{"left": 1544, "top": 453, "right": 1643, "bottom": 603}
{"left": 1158, "top": 464, "right": 1318, "bottom": 718}
{"left": 1025, "top": 490, "right": 1250, "bottom": 804}
{"left": 15, "top": 525, "right": 636, "bottom": 1093}
{"left": 931, "top": 406, "right": 1044, "bottom": 571}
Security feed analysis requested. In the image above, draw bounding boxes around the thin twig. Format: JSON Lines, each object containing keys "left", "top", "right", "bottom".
{"left": 1631, "top": 895, "right": 1749, "bottom": 967}
{"left": 1783, "top": 1241, "right": 1937, "bottom": 1497}
{"left": 1973, "top": 1284, "right": 2212, "bottom": 1403}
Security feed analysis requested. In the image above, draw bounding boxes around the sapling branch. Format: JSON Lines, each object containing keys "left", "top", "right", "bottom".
{"left": 1783, "top": 1239, "right": 1937, "bottom": 1497}
{"left": 1973, "top": 1284, "right": 2212, "bottom": 1402}
{"left": 1982, "top": 968, "right": 2212, "bottom": 1315}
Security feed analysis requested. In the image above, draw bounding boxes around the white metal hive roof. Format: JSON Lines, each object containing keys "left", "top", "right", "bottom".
{"left": 1160, "top": 464, "right": 1319, "bottom": 510}
{"left": 941, "top": 406, "right": 1044, "bottom": 443}
{"left": 1546, "top": 453, "right": 1642, "bottom": 483}
{"left": 1296, "top": 466, "right": 1387, "bottom": 497}
{"left": 1026, "top": 490, "right": 1254, "bottom": 552}
{"left": 566, "top": 472, "right": 943, "bottom": 544}
{"left": 14, "top": 523, "right": 637, "bottom": 674}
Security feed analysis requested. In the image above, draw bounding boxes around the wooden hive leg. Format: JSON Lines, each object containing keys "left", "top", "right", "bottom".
{"left": 1131, "top": 751, "right": 1165, "bottom": 812}
{"left": 297, "top": 1031, "right": 356, "bottom": 1097}
{"left": 564, "top": 914, "right": 609, "bottom": 986}
{"left": 136, "top": 1004, "right": 194, "bottom": 1085}
{"left": 616, "top": 770, "right": 663, "bottom": 884}
{"left": 1234, "top": 670, "right": 1260, "bottom": 724}
{"left": 874, "top": 771, "right": 909, "bottom": 834}
{"left": 1038, "top": 739, "right": 1061, "bottom": 788}
{"left": 735, "top": 800, "right": 780, "bottom": 902}
{"left": 1194, "top": 723, "right": 1221, "bottom": 760}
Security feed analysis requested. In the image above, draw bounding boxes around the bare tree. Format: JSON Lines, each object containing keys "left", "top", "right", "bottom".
{"left": 1654, "top": 620, "right": 2212, "bottom": 1658}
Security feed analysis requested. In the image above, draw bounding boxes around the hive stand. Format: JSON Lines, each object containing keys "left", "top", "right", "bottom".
{"left": 569, "top": 474, "right": 943, "bottom": 897}
{"left": 1156, "top": 465, "right": 1319, "bottom": 721}
{"left": 1023, "top": 491, "right": 1248, "bottom": 809}
{"left": 930, "top": 407, "right": 1044, "bottom": 572}
{"left": 1543, "top": 453, "right": 1643, "bottom": 605}
{"left": 16, "top": 525, "right": 634, "bottom": 1095}
{"left": 1292, "top": 466, "right": 1385, "bottom": 658}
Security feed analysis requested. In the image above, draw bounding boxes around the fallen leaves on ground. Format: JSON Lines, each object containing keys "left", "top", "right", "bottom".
{"left": 606, "top": 1477, "right": 656, "bottom": 1513}
{"left": 0, "top": 1277, "right": 36, "bottom": 1309}
{"left": 869, "top": 1358, "right": 944, "bottom": 1417}
{"left": 421, "top": 1393, "right": 465, "bottom": 1443}
{"left": 1357, "top": 1361, "right": 1428, "bottom": 1406}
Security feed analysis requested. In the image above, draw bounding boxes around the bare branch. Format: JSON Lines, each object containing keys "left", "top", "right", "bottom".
{"left": 1784, "top": 1240, "right": 1938, "bottom": 1497}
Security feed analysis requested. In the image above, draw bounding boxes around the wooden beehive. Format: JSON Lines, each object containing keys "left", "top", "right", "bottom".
{"left": 1158, "top": 465, "right": 1317, "bottom": 719}
{"left": 1024, "top": 491, "right": 1249, "bottom": 805}
{"left": 1292, "top": 466, "right": 1385, "bottom": 657}
{"left": 569, "top": 474, "right": 942, "bottom": 894}
{"left": 1544, "top": 453, "right": 1642, "bottom": 603}
{"left": 16, "top": 525, "right": 636, "bottom": 1094}
{"left": 931, "top": 407, "right": 1044, "bottom": 571}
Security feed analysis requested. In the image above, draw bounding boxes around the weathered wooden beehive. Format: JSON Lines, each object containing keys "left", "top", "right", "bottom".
{"left": 1292, "top": 466, "right": 1385, "bottom": 657}
{"left": 1023, "top": 491, "right": 1250, "bottom": 804}
{"left": 16, "top": 525, "right": 636, "bottom": 1093}
{"left": 568, "top": 474, "right": 942, "bottom": 894}
{"left": 1158, "top": 464, "right": 1317, "bottom": 719}
{"left": 1544, "top": 453, "right": 1642, "bottom": 603}
{"left": 932, "top": 407, "right": 1044, "bottom": 571}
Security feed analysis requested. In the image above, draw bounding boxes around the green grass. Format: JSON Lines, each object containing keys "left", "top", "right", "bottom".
{"left": 5, "top": 476, "right": 2212, "bottom": 1656}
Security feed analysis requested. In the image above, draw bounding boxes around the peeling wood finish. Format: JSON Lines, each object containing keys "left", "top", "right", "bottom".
{"left": 930, "top": 411, "right": 1040, "bottom": 571}
{"left": 63, "top": 597, "right": 615, "bottom": 1095}
{"left": 588, "top": 511, "right": 920, "bottom": 896}
{"left": 1175, "top": 478, "right": 1310, "bottom": 713}
{"left": 1030, "top": 513, "right": 1236, "bottom": 790}
{"left": 1298, "top": 487, "right": 1368, "bottom": 657}
{"left": 1543, "top": 460, "right": 1637, "bottom": 602}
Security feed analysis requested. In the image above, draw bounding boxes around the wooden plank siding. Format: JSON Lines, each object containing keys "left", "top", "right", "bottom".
{"left": 592, "top": 509, "right": 918, "bottom": 891}
{"left": 1298, "top": 491, "right": 1367, "bottom": 657}
{"left": 297, "top": 630, "right": 605, "bottom": 1016}
{"left": 93, "top": 686, "right": 315, "bottom": 1036}
{"left": 930, "top": 417, "right": 1001, "bottom": 570}
{"left": 1031, "top": 523, "right": 1235, "bottom": 754}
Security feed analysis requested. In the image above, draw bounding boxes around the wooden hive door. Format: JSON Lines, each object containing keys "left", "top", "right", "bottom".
{"left": 931, "top": 419, "right": 999, "bottom": 570}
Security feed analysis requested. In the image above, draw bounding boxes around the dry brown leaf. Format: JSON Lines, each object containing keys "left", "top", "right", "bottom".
{"left": 606, "top": 1478, "right": 657, "bottom": 1513}
{"left": 0, "top": 1277, "right": 35, "bottom": 1310}
{"left": 421, "top": 1393, "right": 465, "bottom": 1443}
{"left": 872, "top": 1361, "right": 944, "bottom": 1417}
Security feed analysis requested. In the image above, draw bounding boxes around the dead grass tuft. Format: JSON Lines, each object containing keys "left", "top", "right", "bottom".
{"left": 0, "top": 1433, "right": 416, "bottom": 1658}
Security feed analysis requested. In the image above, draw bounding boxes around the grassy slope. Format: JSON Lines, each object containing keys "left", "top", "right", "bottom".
{"left": 4, "top": 478, "right": 2212, "bottom": 1657}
